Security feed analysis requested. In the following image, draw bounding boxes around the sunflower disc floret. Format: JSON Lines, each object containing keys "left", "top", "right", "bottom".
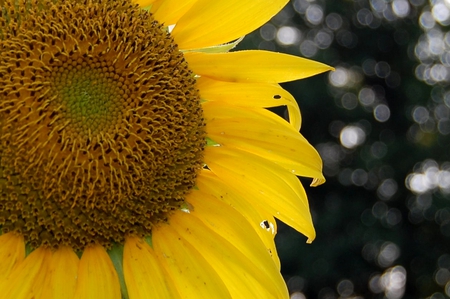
{"left": 0, "top": 0, "right": 206, "bottom": 250}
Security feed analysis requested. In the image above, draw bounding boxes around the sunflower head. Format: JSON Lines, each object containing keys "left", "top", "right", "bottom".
{"left": 0, "top": 0, "right": 206, "bottom": 250}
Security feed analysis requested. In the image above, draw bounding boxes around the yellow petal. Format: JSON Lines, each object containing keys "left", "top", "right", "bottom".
{"left": 196, "top": 170, "right": 281, "bottom": 269}
{"left": 74, "top": 245, "right": 121, "bottom": 299}
{"left": 185, "top": 50, "right": 333, "bottom": 83}
{"left": 204, "top": 146, "right": 316, "bottom": 242}
{"left": 0, "top": 233, "right": 25, "bottom": 280}
{"left": 124, "top": 237, "right": 179, "bottom": 299}
{"left": 152, "top": 223, "right": 232, "bottom": 299}
{"left": 151, "top": 0, "right": 198, "bottom": 25}
{"left": 203, "top": 101, "right": 325, "bottom": 183}
{"left": 186, "top": 184, "right": 280, "bottom": 274}
{"left": 172, "top": 0, "right": 289, "bottom": 49}
{"left": 197, "top": 77, "right": 302, "bottom": 130}
{"left": 0, "top": 247, "right": 52, "bottom": 299}
{"left": 183, "top": 37, "right": 244, "bottom": 54}
{"left": 169, "top": 209, "right": 289, "bottom": 298}
{"left": 38, "top": 246, "right": 79, "bottom": 299}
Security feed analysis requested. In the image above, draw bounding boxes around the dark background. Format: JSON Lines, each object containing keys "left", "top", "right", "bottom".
{"left": 238, "top": 1, "right": 450, "bottom": 298}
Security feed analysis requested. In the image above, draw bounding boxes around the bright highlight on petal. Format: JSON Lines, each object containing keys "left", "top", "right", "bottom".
{"left": 172, "top": 0, "right": 289, "bottom": 49}
{"left": 74, "top": 245, "right": 121, "bottom": 299}
{"left": 197, "top": 77, "right": 302, "bottom": 130}
{"left": 169, "top": 207, "right": 289, "bottom": 298}
{"left": 152, "top": 225, "right": 232, "bottom": 298}
{"left": 185, "top": 50, "right": 334, "bottom": 83}
{"left": 196, "top": 170, "right": 281, "bottom": 269}
{"left": 203, "top": 101, "right": 325, "bottom": 182}
{"left": 205, "top": 146, "right": 316, "bottom": 243}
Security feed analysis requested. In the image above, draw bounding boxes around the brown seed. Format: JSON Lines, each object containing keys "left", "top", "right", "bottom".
{"left": 0, "top": 0, "right": 206, "bottom": 250}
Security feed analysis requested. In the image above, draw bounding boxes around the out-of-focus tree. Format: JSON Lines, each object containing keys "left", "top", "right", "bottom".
{"left": 239, "top": 0, "right": 450, "bottom": 298}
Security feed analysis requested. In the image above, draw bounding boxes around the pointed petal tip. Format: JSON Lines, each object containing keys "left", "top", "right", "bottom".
{"left": 311, "top": 177, "right": 326, "bottom": 187}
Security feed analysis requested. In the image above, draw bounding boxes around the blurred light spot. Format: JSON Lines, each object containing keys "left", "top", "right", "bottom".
{"left": 431, "top": 64, "right": 448, "bottom": 81}
{"left": 341, "top": 93, "right": 358, "bottom": 110}
{"left": 357, "top": 8, "right": 374, "bottom": 26}
{"left": 378, "top": 179, "right": 398, "bottom": 200}
{"left": 434, "top": 104, "right": 449, "bottom": 120}
{"left": 371, "top": 141, "right": 388, "bottom": 159}
{"left": 438, "top": 119, "right": 450, "bottom": 134}
{"left": 436, "top": 209, "right": 450, "bottom": 227}
{"left": 386, "top": 208, "right": 402, "bottom": 226}
{"left": 299, "top": 40, "right": 318, "bottom": 57}
{"left": 287, "top": 276, "right": 305, "bottom": 293}
{"left": 432, "top": 2, "right": 450, "bottom": 25}
{"left": 317, "top": 142, "right": 344, "bottom": 177}
{"left": 406, "top": 173, "right": 431, "bottom": 194}
{"left": 383, "top": 266, "right": 407, "bottom": 299}
{"left": 374, "top": 104, "right": 391, "bottom": 122}
{"left": 441, "top": 220, "right": 450, "bottom": 236}
{"left": 372, "top": 201, "right": 388, "bottom": 219}
{"left": 359, "top": 87, "right": 376, "bottom": 106}
{"left": 420, "top": 11, "right": 436, "bottom": 29}
{"left": 406, "top": 159, "right": 450, "bottom": 194}
{"left": 336, "top": 30, "right": 358, "bottom": 48}
{"left": 381, "top": 5, "right": 395, "bottom": 21}
{"left": 412, "top": 106, "right": 429, "bottom": 124}
{"left": 392, "top": 0, "right": 410, "bottom": 18}
{"left": 439, "top": 170, "right": 450, "bottom": 192}
{"left": 329, "top": 120, "right": 346, "bottom": 138}
{"left": 337, "top": 280, "right": 354, "bottom": 297}
{"left": 375, "top": 61, "right": 391, "bottom": 78}
{"left": 318, "top": 288, "right": 337, "bottom": 299}
{"left": 306, "top": 4, "right": 324, "bottom": 25}
{"left": 314, "top": 30, "right": 333, "bottom": 49}
{"left": 277, "top": 26, "right": 301, "bottom": 45}
{"left": 290, "top": 292, "right": 306, "bottom": 299}
{"left": 369, "top": 274, "right": 384, "bottom": 294}
{"left": 352, "top": 169, "right": 368, "bottom": 186}
{"left": 260, "top": 23, "right": 277, "bottom": 41}
{"left": 329, "top": 67, "right": 349, "bottom": 87}
{"left": 340, "top": 126, "right": 366, "bottom": 148}
{"left": 371, "top": 0, "right": 388, "bottom": 13}
{"left": 362, "top": 59, "right": 377, "bottom": 76}
{"left": 369, "top": 266, "right": 407, "bottom": 298}
{"left": 326, "top": 13, "right": 343, "bottom": 31}
{"left": 258, "top": 40, "right": 277, "bottom": 51}
{"left": 378, "top": 242, "right": 401, "bottom": 267}
{"left": 435, "top": 268, "right": 450, "bottom": 286}
{"left": 293, "top": 0, "right": 310, "bottom": 14}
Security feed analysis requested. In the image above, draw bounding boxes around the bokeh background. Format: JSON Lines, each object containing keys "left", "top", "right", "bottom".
{"left": 237, "top": 0, "right": 450, "bottom": 298}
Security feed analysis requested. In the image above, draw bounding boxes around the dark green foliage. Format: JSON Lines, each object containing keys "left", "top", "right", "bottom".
{"left": 239, "top": 1, "right": 450, "bottom": 298}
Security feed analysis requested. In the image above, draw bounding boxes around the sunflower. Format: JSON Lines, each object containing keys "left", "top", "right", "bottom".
{"left": 0, "top": 0, "right": 332, "bottom": 298}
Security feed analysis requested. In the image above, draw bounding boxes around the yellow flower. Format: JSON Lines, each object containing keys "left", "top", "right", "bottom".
{"left": 0, "top": 0, "right": 332, "bottom": 298}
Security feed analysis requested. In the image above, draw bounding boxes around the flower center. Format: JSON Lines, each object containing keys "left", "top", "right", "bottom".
{"left": 0, "top": 0, "right": 206, "bottom": 250}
